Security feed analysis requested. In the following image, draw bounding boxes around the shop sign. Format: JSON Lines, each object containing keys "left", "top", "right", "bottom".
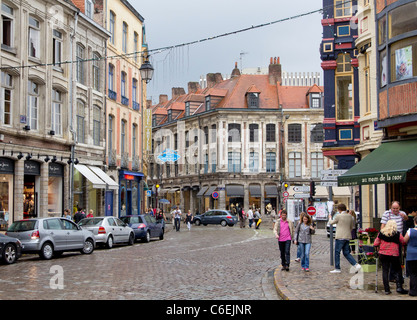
{"left": 49, "top": 162, "right": 63, "bottom": 176}
{"left": 24, "top": 160, "right": 40, "bottom": 175}
{"left": 0, "top": 157, "right": 14, "bottom": 174}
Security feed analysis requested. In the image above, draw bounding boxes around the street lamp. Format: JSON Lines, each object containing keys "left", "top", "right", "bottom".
{"left": 140, "top": 57, "right": 154, "bottom": 213}
{"left": 139, "top": 59, "right": 154, "bottom": 84}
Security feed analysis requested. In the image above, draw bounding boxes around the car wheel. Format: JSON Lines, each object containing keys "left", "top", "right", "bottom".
{"left": 81, "top": 238, "right": 94, "bottom": 255}
{"left": 159, "top": 229, "right": 164, "bottom": 240}
{"left": 39, "top": 242, "right": 54, "bottom": 260}
{"left": 2, "top": 244, "right": 17, "bottom": 264}
{"left": 142, "top": 231, "right": 150, "bottom": 243}
{"left": 106, "top": 235, "right": 114, "bottom": 249}
{"left": 220, "top": 220, "right": 227, "bottom": 227}
{"left": 194, "top": 219, "right": 201, "bottom": 226}
{"left": 128, "top": 233, "right": 135, "bottom": 245}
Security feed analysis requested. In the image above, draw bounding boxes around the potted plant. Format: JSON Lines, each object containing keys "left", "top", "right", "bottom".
{"left": 365, "top": 228, "right": 379, "bottom": 243}
{"left": 358, "top": 230, "right": 369, "bottom": 245}
{"left": 360, "top": 251, "right": 377, "bottom": 272}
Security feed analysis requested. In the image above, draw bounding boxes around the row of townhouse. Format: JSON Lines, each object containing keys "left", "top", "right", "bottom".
{"left": 148, "top": 58, "right": 348, "bottom": 217}
{"left": 0, "top": 0, "right": 149, "bottom": 228}
{"left": 320, "top": 0, "right": 417, "bottom": 228}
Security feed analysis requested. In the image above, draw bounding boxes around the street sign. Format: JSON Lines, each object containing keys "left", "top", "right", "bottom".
{"left": 157, "top": 148, "right": 180, "bottom": 163}
{"left": 293, "top": 186, "right": 310, "bottom": 193}
{"left": 212, "top": 191, "right": 219, "bottom": 199}
{"left": 307, "top": 206, "right": 316, "bottom": 216}
{"left": 146, "top": 190, "right": 152, "bottom": 197}
{"left": 283, "top": 191, "right": 289, "bottom": 198}
{"left": 320, "top": 170, "right": 348, "bottom": 175}
{"left": 293, "top": 193, "right": 310, "bottom": 198}
{"left": 319, "top": 181, "right": 338, "bottom": 187}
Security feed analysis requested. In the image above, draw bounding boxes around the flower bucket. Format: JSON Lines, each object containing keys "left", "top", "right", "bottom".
{"left": 361, "top": 264, "right": 376, "bottom": 273}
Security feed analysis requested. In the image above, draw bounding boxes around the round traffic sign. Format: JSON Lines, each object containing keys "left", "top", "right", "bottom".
{"left": 283, "top": 191, "right": 289, "bottom": 198}
{"left": 307, "top": 206, "right": 316, "bottom": 216}
{"left": 212, "top": 191, "right": 219, "bottom": 199}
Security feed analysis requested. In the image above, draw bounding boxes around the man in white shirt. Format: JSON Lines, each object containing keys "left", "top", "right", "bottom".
{"left": 174, "top": 207, "right": 182, "bottom": 232}
{"left": 247, "top": 208, "right": 254, "bottom": 228}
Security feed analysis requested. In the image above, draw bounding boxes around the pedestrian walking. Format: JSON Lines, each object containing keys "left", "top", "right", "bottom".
{"left": 247, "top": 207, "right": 254, "bottom": 228}
{"left": 63, "top": 209, "right": 72, "bottom": 220}
{"left": 237, "top": 205, "right": 246, "bottom": 228}
{"left": 328, "top": 203, "right": 362, "bottom": 273}
{"left": 73, "top": 209, "right": 85, "bottom": 224}
{"left": 374, "top": 219, "right": 408, "bottom": 295}
{"left": 294, "top": 212, "right": 307, "bottom": 263}
{"left": 380, "top": 201, "right": 408, "bottom": 283}
{"left": 273, "top": 210, "right": 294, "bottom": 271}
{"left": 185, "top": 210, "right": 193, "bottom": 231}
{"left": 254, "top": 208, "right": 261, "bottom": 229}
{"left": 174, "top": 207, "right": 182, "bottom": 232}
{"left": 404, "top": 215, "right": 417, "bottom": 296}
{"left": 294, "top": 213, "right": 315, "bottom": 271}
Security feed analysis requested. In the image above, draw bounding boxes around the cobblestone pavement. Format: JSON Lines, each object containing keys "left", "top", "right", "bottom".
{"left": 2, "top": 221, "right": 417, "bottom": 301}
{"left": 0, "top": 222, "right": 279, "bottom": 300}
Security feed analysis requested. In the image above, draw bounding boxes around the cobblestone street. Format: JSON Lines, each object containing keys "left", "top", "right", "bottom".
{"left": 0, "top": 223, "right": 280, "bottom": 300}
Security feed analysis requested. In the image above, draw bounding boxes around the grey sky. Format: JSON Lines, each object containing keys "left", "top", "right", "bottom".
{"left": 130, "top": 0, "right": 323, "bottom": 104}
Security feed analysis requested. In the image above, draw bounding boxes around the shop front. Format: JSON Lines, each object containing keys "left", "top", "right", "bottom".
{"left": 338, "top": 139, "right": 417, "bottom": 222}
{"left": 0, "top": 157, "right": 14, "bottom": 230}
{"left": 119, "top": 170, "right": 144, "bottom": 217}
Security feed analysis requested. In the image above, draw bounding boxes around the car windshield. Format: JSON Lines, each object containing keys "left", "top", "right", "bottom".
{"left": 7, "top": 220, "right": 37, "bottom": 232}
{"left": 78, "top": 218, "right": 103, "bottom": 226}
{"left": 121, "top": 216, "right": 143, "bottom": 224}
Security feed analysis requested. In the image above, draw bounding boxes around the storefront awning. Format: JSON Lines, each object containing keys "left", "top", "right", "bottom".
{"left": 249, "top": 185, "right": 261, "bottom": 198}
{"left": 226, "top": 185, "right": 244, "bottom": 197}
{"left": 204, "top": 186, "right": 217, "bottom": 197}
{"left": 196, "top": 186, "right": 208, "bottom": 197}
{"left": 74, "top": 164, "right": 106, "bottom": 189}
{"left": 265, "top": 185, "right": 278, "bottom": 197}
{"left": 88, "top": 166, "right": 118, "bottom": 190}
{"left": 168, "top": 188, "right": 180, "bottom": 193}
{"left": 338, "top": 139, "right": 417, "bottom": 186}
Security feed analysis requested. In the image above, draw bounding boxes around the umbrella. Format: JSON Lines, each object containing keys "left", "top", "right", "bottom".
{"left": 158, "top": 199, "right": 170, "bottom": 204}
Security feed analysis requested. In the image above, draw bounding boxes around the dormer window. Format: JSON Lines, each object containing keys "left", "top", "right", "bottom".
{"left": 205, "top": 96, "right": 211, "bottom": 111}
{"left": 167, "top": 109, "right": 172, "bottom": 122}
{"left": 185, "top": 102, "right": 190, "bottom": 116}
{"left": 247, "top": 92, "right": 259, "bottom": 108}
{"left": 310, "top": 93, "right": 322, "bottom": 108}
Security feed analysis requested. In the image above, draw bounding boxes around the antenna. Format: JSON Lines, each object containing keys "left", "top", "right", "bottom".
{"left": 239, "top": 51, "right": 248, "bottom": 72}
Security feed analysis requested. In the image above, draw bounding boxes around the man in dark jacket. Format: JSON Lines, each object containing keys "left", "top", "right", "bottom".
{"left": 73, "top": 210, "right": 85, "bottom": 224}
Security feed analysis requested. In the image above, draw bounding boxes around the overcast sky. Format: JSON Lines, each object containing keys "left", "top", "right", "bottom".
{"left": 130, "top": 0, "right": 323, "bottom": 104}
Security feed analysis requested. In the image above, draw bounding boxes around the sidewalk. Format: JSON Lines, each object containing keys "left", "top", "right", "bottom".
{"left": 272, "top": 229, "right": 416, "bottom": 300}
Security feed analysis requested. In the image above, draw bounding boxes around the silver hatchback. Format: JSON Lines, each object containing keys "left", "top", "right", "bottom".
{"left": 6, "top": 218, "right": 96, "bottom": 260}
{"left": 78, "top": 217, "right": 135, "bottom": 249}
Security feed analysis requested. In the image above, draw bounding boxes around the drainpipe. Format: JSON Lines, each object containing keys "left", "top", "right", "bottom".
{"left": 69, "top": 11, "right": 79, "bottom": 214}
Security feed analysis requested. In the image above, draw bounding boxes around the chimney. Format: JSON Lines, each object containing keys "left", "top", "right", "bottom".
{"left": 206, "top": 72, "right": 224, "bottom": 88}
{"left": 269, "top": 56, "right": 282, "bottom": 85}
{"left": 172, "top": 87, "right": 186, "bottom": 100}
{"left": 231, "top": 62, "right": 241, "bottom": 78}
{"left": 159, "top": 94, "right": 168, "bottom": 104}
{"left": 188, "top": 82, "right": 200, "bottom": 94}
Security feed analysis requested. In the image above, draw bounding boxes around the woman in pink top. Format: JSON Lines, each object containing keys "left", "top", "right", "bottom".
{"left": 273, "top": 210, "right": 294, "bottom": 271}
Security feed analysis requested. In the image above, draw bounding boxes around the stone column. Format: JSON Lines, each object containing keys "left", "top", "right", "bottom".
{"left": 40, "top": 162, "right": 49, "bottom": 217}
{"left": 14, "top": 159, "right": 24, "bottom": 221}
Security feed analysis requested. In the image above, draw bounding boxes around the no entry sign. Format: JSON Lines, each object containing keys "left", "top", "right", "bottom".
{"left": 307, "top": 206, "right": 316, "bottom": 216}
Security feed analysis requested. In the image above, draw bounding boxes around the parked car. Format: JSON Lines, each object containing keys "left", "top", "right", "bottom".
{"left": 78, "top": 217, "right": 135, "bottom": 249}
{"left": 193, "top": 210, "right": 238, "bottom": 227}
{"left": 120, "top": 215, "right": 164, "bottom": 242}
{"left": 6, "top": 218, "right": 95, "bottom": 260}
{"left": 0, "top": 233, "right": 22, "bottom": 264}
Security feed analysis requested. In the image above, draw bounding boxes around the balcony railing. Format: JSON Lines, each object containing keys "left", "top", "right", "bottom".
{"left": 121, "top": 152, "right": 129, "bottom": 169}
{"left": 108, "top": 89, "right": 117, "bottom": 101}
{"left": 108, "top": 149, "right": 117, "bottom": 167}
{"left": 121, "top": 96, "right": 129, "bottom": 106}
{"left": 133, "top": 101, "right": 140, "bottom": 111}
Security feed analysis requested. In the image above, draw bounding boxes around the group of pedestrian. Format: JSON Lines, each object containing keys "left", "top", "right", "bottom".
{"left": 236, "top": 206, "right": 262, "bottom": 229}
{"left": 373, "top": 201, "right": 417, "bottom": 296}
{"left": 63, "top": 208, "right": 94, "bottom": 223}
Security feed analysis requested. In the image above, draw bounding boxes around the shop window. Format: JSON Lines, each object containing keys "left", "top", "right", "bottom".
{"left": 390, "top": 36, "right": 417, "bottom": 82}
{"left": 389, "top": 2, "right": 417, "bottom": 40}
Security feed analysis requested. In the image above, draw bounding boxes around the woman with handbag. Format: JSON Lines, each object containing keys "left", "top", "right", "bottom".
{"left": 294, "top": 213, "right": 315, "bottom": 272}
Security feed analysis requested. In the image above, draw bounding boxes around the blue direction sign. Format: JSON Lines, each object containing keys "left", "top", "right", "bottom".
{"left": 157, "top": 149, "right": 180, "bottom": 163}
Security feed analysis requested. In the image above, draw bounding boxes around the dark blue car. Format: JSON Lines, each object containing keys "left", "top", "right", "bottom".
{"left": 193, "top": 210, "right": 238, "bottom": 227}
{"left": 120, "top": 215, "right": 164, "bottom": 242}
